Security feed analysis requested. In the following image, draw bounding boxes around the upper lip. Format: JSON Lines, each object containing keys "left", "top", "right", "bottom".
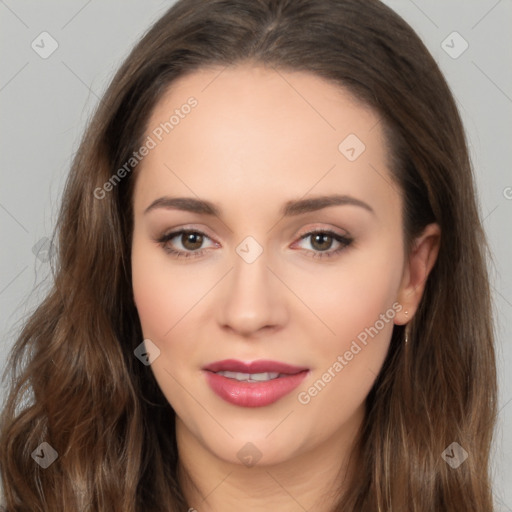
{"left": 202, "top": 359, "right": 309, "bottom": 375}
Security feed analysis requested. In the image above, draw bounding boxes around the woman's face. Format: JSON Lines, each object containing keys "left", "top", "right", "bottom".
{"left": 131, "top": 64, "right": 438, "bottom": 467}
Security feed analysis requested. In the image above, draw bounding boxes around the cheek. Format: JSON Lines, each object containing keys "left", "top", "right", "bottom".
{"left": 131, "top": 238, "right": 199, "bottom": 409}
{"left": 131, "top": 245, "right": 172, "bottom": 339}
{"left": 296, "top": 285, "right": 398, "bottom": 428}
{"left": 131, "top": 235, "right": 206, "bottom": 340}
{"left": 295, "top": 241, "right": 402, "bottom": 352}
{"left": 292, "top": 238, "right": 402, "bottom": 415}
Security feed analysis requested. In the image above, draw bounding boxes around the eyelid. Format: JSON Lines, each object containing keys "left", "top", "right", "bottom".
{"left": 156, "top": 226, "right": 219, "bottom": 248}
{"left": 294, "top": 223, "right": 350, "bottom": 239}
{"left": 158, "top": 223, "right": 218, "bottom": 241}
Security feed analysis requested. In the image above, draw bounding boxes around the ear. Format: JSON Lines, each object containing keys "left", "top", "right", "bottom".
{"left": 395, "top": 222, "right": 441, "bottom": 325}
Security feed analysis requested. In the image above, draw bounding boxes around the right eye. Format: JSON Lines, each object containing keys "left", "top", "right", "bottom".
{"left": 156, "top": 229, "right": 217, "bottom": 259}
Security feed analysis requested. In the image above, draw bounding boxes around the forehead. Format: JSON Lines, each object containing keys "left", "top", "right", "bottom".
{"left": 133, "top": 63, "right": 399, "bottom": 222}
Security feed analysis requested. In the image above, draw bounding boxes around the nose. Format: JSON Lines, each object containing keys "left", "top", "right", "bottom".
{"left": 217, "top": 246, "right": 288, "bottom": 337}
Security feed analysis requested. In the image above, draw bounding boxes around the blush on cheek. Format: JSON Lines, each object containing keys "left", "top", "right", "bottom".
{"left": 132, "top": 256, "right": 208, "bottom": 342}
{"left": 132, "top": 255, "right": 170, "bottom": 340}
{"left": 133, "top": 284, "right": 179, "bottom": 342}
{"left": 331, "top": 292, "right": 395, "bottom": 364}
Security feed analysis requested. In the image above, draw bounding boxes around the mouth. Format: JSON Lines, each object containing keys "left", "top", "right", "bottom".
{"left": 202, "top": 359, "right": 310, "bottom": 407}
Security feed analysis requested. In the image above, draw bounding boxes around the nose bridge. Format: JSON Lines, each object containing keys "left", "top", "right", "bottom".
{"left": 218, "top": 234, "right": 286, "bottom": 334}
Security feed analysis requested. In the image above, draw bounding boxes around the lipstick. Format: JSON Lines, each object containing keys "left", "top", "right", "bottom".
{"left": 202, "top": 359, "right": 310, "bottom": 407}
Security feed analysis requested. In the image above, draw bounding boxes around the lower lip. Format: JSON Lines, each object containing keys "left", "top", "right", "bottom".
{"left": 204, "top": 370, "right": 309, "bottom": 407}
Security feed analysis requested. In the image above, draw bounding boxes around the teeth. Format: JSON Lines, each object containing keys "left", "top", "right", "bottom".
{"left": 216, "top": 371, "right": 281, "bottom": 382}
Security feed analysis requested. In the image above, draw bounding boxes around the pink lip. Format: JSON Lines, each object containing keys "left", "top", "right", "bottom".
{"left": 202, "top": 359, "right": 309, "bottom": 374}
{"left": 202, "top": 359, "right": 310, "bottom": 408}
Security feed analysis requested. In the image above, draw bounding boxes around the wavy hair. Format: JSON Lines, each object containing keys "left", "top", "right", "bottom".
{"left": 0, "top": 0, "right": 497, "bottom": 510}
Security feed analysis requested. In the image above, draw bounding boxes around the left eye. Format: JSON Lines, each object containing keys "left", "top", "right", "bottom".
{"left": 156, "top": 229, "right": 353, "bottom": 260}
{"left": 293, "top": 230, "right": 353, "bottom": 259}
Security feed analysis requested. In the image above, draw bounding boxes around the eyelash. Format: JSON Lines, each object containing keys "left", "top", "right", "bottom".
{"left": 155, "top": 228, "right": 353, "bottom": 260}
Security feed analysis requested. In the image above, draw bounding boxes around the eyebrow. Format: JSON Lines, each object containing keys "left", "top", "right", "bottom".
{"left": 143, "top": 194, "right": 375, "bottom": 217}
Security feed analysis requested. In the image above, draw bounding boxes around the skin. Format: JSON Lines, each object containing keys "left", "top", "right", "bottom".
{"left": 131, "top": 63, "right": 440, "bottom": 511}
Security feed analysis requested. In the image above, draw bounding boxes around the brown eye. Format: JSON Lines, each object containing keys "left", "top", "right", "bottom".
{"left": 181, "top": 232, "right": 204, "bottom": 251}
{"left": 294, "top": 229, "right": 353, "bottom": 260}
{"left": 310, "top": 232, "right": 334, "bottom": 251}
{"left": 156, "top": 229, "right": 215, "bottom": 259}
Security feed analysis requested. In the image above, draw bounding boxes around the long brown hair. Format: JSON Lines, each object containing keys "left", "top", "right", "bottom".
{"left": 0, "top": 0, "right": 497, "bottom": 510}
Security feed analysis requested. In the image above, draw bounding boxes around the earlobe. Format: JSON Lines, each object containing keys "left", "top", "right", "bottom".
{"left": 395, "top": 222, "right": 441, "bottom": 325}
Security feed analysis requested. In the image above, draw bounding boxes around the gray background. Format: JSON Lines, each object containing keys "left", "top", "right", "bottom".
{"left": 1, "top": 0, "right": 511, "bottom": 508}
